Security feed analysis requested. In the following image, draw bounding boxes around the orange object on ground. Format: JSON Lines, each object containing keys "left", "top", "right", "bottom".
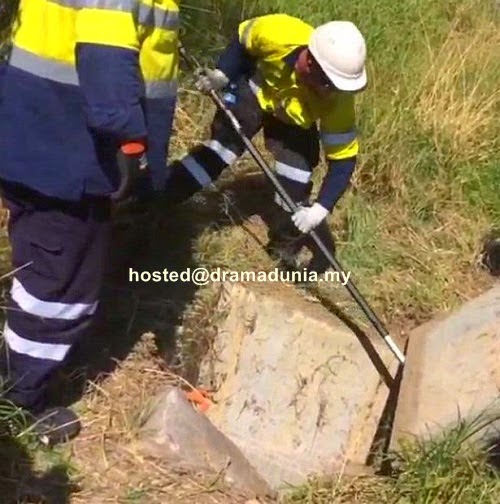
{"left": 184, "top": 387, "right": 213, "bottom": 413}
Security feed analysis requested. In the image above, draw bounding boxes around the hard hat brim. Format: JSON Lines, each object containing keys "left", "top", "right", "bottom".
{"left": 326, "top": 67, "right": 367, "bottom": 92}
{"left": 308, "top": 23, "right": 368, "bottom": 92}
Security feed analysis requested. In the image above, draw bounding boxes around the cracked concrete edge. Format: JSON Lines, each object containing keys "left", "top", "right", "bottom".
{"left": 134, "top": 386, "right": 276, "bottom": 499}
{"left": 390, "top": 284, "right": 500, "bottom": 450}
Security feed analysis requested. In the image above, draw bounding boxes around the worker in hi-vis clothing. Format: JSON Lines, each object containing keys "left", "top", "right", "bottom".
{"left": 0, "top": 0, "right": 180, "bottom": 445}
{"left": 164, "top": 14, "right": 367, "bottom": 271}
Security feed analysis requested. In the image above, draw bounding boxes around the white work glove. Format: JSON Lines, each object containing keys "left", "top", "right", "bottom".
{"left": 195, "top": 68, "right": 230, "bottom": 93}
{"left": 291, "top": 203, "right": 329, "bottom": 233}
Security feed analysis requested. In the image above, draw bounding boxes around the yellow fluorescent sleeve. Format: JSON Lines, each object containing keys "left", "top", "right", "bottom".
{"left": 75, "top": 9, "right": 140, "bottom": 51}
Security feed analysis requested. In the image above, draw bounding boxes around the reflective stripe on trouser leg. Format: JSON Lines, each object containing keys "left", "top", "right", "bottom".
{"left": 261, "top": 115, "right": 319, "bottom": 255}
{"left": 0, "top": 183, "right": 110, "bottom": 410}
{"left": 274, "top": 161, "right": 313, "bottom": 205}
{"left": 1, "top": 303, "right": 94, "bottom": 409}
{"left": 263, "top": 114, "right": 319, "bottom": 210}
{"left": 273, "top": 160, "right": 313, "bottom": 216}
{"left": 163, "top": 143, "right": 240, "bottom": 205}
{"left": 267, "top": 164, "right": 313, "bottom": 251}
{"left": 163, "top": 76, "right": 263, "bottom": 205}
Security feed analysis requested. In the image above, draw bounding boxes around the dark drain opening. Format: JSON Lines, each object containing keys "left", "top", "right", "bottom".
{"left": 481, "top": 234, "right": 500, "bottom": 277}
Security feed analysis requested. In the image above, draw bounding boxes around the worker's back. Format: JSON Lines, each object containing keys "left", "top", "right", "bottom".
{"left": 236, "top": 14, "right": 358, "bottom": 161}
{"left": 0, "top": 0, "right": 180, "bottom": 200}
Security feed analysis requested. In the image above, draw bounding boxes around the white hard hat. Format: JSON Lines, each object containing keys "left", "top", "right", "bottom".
{"left": 308, "top": 21, "right": 367, "bottom": 91}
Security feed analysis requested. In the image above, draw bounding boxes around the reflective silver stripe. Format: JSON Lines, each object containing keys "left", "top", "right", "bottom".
{"left": 321, "top": 129, "right": 357, "bottom": 146}
{"left": 3, "top": 324, "right": 71, "bottom": 362}
{"left": 138, "top": 4, "right": 179, "bottom": 30}
{"left": 9, "top": 46, "right": 78, "bottom": 85}
{"left": 240, "top": 19, "right": 257, "bottom": 47}
{"left": 275, "top": 161, "right": 311, "bottom": 184}
{"left": 145, "top": 79, "right": 178, "bottom": 99}
{"left": 49, "top": 0, "right": 180, "bottom": 30}
{"left": 248, "top": 79, "right": 261, "bottom": 96}
{"left": 204, "top": 140, "right": 238, "bottom": 165}
{"left": 10, "top": 48, "right": 178, "bottom": 95}
{"left": 11, "top": 278, "right": 98, "bottom": 320}
{"left": 274, "top": 192, "right": 292, "bottom": 213}
{"left": 48, "top": 0, "right": 135, "bottom": 10}
{"left": 247, "top": 71, "right": 264, "bottom": 96}
{"left": 183, "top": 156, "right": 213, "bottom": 187}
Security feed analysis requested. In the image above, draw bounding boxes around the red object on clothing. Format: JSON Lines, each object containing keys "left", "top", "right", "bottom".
{"left": 120, "top": 141, "right": 146, "bottom": 155}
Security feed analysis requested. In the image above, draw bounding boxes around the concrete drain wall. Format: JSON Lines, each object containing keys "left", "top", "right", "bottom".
{"left": 136, "top": 281, "right": 399, "bottom": 495}
{"left": 390, "top": 283, "right": 500, "bottom": 450}
{"left": 196, "top": 282, "right": 400, "bottom": 490}
{"left": 138, "top": 281, "right": 500, "bottom": 498}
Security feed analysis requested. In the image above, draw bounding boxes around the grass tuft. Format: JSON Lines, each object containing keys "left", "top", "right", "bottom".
{"left": 281, "top": 410, "right": 500, "bottom": 504}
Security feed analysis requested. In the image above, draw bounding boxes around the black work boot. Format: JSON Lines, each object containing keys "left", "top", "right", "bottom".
{"left": 265, "top": 207, "right": 307, "bottom": 271}
{"left": 0, "top": 400, "right": 81, "bottom": 447}
{"left": 302, "top": 220, "right": 336, "bottom": 275}
{"left": 0, "top": 367, "right": 81, "bottom": 446}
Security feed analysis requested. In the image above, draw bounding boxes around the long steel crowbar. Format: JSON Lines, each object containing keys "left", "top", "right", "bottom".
{"left": 179, "top": 45, "right": 406, "bottom": 365}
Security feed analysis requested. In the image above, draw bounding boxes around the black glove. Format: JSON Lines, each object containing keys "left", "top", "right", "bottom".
{"left": 111, "top": 141, "right": 149, "bottom": 202}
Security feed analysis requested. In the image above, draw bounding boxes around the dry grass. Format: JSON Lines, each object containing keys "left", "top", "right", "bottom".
{"left": 414, "top": 26, "right": 500, "bottom": 166}
{"left": 167, "top": 1, "right": 500, "bottom": 328}
{"left": 172, "top": 282, "right": 228, "bottom": 384}
{"left": 62, "top": 333, "right": 255, "bottom": 504}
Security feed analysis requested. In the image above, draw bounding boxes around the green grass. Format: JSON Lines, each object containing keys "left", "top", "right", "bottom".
{"left": 177, "top": 0, "right": 500, "bottom": 322}
{"left": 0, "top": 389, "right": 28, "bottom": 435}
{"left": 0, "top": 0, "right": 19, "bottom": 55}
{"left": 280, "top": 410, "right": 500, "bottom": 503}
{"left": 0, "top": 382, "right": 76, "bottom": 501}
{"left": 174, "top": 4, "right": 500, "bottom": 497}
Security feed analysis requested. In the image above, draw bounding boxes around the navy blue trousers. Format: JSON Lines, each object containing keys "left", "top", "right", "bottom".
{"left": 163, "top": 76, "right": 320, "bottom": 208}
{"left": 0, "top": 180, "right": 111, "bottom": 412}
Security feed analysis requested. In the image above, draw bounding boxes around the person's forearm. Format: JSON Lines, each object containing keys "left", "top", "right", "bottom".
{"left": 75, "top": 43, "right": 147, "bottom": 142}
{"left": 216, "top": 36, "right": 255, "bottom": 82}
{"left": 75, "top": 4, "right": 146, "bottom": 142}
{"left": 317, "top": 157, "right": 356, "bottom": 211}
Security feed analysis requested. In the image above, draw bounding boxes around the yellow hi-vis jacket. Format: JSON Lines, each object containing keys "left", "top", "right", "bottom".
{"left": 0, "top": 0, "right": 180, "bottom": 200}
{"left": 238, "top": 14, "right": 358, "bottom": 161}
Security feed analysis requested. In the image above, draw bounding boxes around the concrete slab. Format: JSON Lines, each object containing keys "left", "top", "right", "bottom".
{"left": 137, "top": 386, "right": 274, "bottom": 498}
{"left": 197, "top": 282, "right": 399, "bottom": 491}
{"left": 390, "top": 284, "right": 500, "bottom": 449}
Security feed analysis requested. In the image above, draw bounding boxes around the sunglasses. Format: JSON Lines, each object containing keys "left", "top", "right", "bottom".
{"left": 308, "top": 54, "right": 336, "bottom": 90}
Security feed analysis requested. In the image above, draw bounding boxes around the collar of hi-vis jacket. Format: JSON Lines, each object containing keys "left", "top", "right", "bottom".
{"left": 283, "top": 46, "right": 307, "bottom": 69}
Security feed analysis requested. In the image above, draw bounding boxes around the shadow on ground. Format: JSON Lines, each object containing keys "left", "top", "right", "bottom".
{"left": 47, "top": 171, "right": 390, "bottom": 422}
{"left": 485, "top": 436, "right": 500, "bottom": 472}
{"left": 0, "top": 435, "right": 76, "bottom": 503}
{"left": 50, "top": 172, "right": 282, "bottom": 406}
